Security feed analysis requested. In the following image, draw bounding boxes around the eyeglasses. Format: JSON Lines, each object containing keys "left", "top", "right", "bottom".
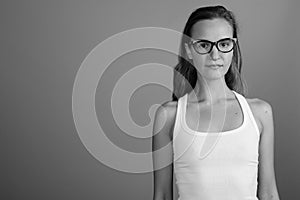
{"left": 189, "top": 38, "right": 237, "bottom": 54}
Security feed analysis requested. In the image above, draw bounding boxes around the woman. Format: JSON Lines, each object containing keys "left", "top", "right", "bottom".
{"left": 152, "top": 5, "right": 280, "bottom": 200}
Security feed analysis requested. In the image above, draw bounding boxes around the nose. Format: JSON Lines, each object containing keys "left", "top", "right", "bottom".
{"left": 209, "top": 45, "right": 221, "bottom": 60}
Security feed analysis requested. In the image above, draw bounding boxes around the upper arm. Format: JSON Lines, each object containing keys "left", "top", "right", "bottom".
{"left": 152, "top": 101, "right": 177, "bottom": 200}
{"left": 254, "top": 99, "right": 280, "bottom": 199}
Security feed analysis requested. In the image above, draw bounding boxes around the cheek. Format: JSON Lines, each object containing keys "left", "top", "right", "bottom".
{"left": 190, "top": 52, "right": 206, "bottom": 67}
{"left": 223, "top": 53, "right": 234, "bottom": 68}
{"left": 191, "top": 57, "right": 206, "bottom": 72}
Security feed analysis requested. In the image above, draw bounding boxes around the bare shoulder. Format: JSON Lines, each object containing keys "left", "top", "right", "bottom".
{"left": 155, "top": 100, "right": 178, "bottom": 121}
{"left": 246, "top": 97, "right": 273, "bottom": 134}
{"left": 153, "top": 100, "right": 178, "bottom": 139}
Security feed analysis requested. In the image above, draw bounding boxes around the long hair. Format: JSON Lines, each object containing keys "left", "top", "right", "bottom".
{"left": 172, "top": 5, "right": 247, "bottom": 101}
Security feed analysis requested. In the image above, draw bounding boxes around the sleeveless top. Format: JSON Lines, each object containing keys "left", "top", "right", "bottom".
{"left": 172, "top": 90, "right": 260, "bottom": 200}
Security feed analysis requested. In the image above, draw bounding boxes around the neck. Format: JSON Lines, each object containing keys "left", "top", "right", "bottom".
{"left": 190, "top": 75, "right": 233, "bottom": 105}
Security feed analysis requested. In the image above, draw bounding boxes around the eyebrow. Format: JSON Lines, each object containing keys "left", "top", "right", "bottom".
{"left": 192, "top": 37, "right": 233, "bottom": 42}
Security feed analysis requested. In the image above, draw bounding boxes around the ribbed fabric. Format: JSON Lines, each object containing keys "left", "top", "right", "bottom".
{"left": 172, "top": 90, "right": 260, "bottom": 200}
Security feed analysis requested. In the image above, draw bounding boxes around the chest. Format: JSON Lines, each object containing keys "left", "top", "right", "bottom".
{"left": 185, "top": 101, "right": 244, "bottom": 133}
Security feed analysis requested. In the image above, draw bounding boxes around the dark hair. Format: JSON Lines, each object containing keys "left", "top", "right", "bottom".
{"left": 172, "top": 5, "right": 247, "bottom": 101}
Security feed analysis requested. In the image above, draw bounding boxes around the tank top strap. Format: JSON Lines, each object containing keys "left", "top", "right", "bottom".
{"left": 232, "top": 91, "right": 260, "bottom": 136}
{"left": 172, "top": 93, "right": 188, "bottom": 137}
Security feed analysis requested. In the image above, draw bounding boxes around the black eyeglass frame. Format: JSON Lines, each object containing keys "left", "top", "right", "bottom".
{"left": 188, "top": 37, "right": 237, "bottom": 55}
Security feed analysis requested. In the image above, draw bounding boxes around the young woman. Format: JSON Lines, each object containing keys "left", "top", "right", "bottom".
{"left": 152, "top": 5, "right": 280, "bottom": 200}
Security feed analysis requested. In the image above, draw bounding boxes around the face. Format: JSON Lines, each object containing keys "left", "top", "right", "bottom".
{"left": 185, "top": 18, "right": 234, "bottom": 80}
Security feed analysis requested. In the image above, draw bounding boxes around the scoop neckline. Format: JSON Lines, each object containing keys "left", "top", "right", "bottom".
{"left": 181, "top": 90, "right": 246, "bottom": 136}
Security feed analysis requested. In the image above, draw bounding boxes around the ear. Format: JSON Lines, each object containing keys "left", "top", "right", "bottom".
{"left": 184, "top": 43, "right": 193, "bottom": 60}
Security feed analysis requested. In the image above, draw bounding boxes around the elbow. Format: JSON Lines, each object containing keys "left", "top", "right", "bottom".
{"left": 153, "top": 196, "right": 172, "bottom": 200}
{"left": 258, "top": 193, "right": 280, "bottom": 200}
{"left": 153, "top": 193, "right": 173, "bottom": 200}
{"left": 259, "top": 196, "right": 280, "bottom": 200}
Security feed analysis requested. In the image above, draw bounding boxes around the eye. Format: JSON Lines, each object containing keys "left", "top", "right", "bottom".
{"left": 197, "top": 41, "right": 210, "bottom": 49}
{"left": 218, "top": 39, "right": 234, "bottom": 49}
{"left": 219, "top": 41, "right": 230, "bottom": 47}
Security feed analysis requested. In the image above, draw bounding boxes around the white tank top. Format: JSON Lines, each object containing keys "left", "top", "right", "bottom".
{"left": 172, "top": 90, "right": 260, "bottom": 200}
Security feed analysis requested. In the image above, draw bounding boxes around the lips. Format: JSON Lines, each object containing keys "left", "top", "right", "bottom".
{"left": 207, "top": 64, "right": 223, "bottom": 69}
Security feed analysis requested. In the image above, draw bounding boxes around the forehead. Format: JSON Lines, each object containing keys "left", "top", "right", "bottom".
{"left": 191, "top": 18, "right": 233, "bottom": 40}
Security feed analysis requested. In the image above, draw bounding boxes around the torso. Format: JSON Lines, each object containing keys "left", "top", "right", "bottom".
{"left": 164, "top": 94, "right": 264, "bottom": 140}
{"left": 185, "top": 94, "right": 243, "bottom": 133}
{"left": 170, "top": 92, "right": 263, "bottom": 200}
{"left": 185, "top": 94, "right": 263, "bottom": 134}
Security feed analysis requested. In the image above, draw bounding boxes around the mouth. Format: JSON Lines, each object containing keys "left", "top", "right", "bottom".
{"left": 206, "top": 64, "right": 223, "bottom": 69}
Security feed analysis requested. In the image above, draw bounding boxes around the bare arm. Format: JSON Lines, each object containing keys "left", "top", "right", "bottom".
{"left": 256, "top": 100, "right": 280, "bottom": 200}
{"left": 152, "top": 102, "right": 177, "bottom": 200}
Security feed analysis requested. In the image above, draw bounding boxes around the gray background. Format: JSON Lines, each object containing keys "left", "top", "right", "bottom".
{"left": 1, "top": 0, "right": 299, "bottom": 199}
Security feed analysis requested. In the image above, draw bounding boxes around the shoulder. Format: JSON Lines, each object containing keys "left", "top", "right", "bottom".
{"left": 245, "top": 97, "right": 273, "bottom": 134}
{"left": 153, "top": 100, "right": 178, "bottom": 139}
{"left": 155, "top": 100, "right": 178, "bottom": 120}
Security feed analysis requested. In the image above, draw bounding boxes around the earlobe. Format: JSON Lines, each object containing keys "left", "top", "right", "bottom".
{"left": 184, "top": 43, "right": 193, "bottom": 60}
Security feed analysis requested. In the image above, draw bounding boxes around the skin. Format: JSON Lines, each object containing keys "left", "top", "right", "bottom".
{"left": 185, "top": 19, "right": 234, "bottom": 82}
{"left": 152, "top": 18, "right": 280, "bottom": 200}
